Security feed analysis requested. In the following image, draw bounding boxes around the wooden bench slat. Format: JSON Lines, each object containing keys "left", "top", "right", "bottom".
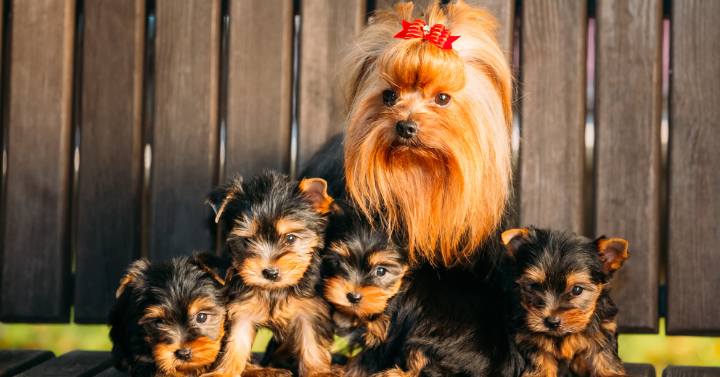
{"left": 667, "top": 0, "right": 720, "bottom": 335}
{"left": 94, "top": 367, "right": 126, "bottom": 377}
{"left": 0, "top": 350, "right": 54, "bottom": 377}
{"left": 297, "top": 0, "right": 365, "bottom": 170}
{"left": 0, "top": 0, "right": 75, "bottom": 322}
{"left": 467, "top": 0, "right": 515, "bottom": 59}
{"left": 594, "top": 0, "right": 662, "bottom": 333}
{"left": 73, "top": 0, "right": 145, "bottom": 324}
{"left": 519, "top": 0, "right": 587, "bottom": 233}
{"left": 149, "top": 0, "right": 220, "bottom": 261}
{"left": 625, "top": 363, "right": 657, "bottom": 377}
{"left": 664, "top": 366, "right": 720, "bottom": 377}
{"left": 225, "top": 0, "right": 293, "bottom": 177}
{"left": 16, "top": 351, "right": 111, "bottom": 377}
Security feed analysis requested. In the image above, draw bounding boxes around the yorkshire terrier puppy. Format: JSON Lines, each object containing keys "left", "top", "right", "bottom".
{"left": 321, "top": 201, "right": 409, "bottom": 350}
{"left": 206, "top": 171, "right": 336, "bottom": 377}
{"left": 302, "top": 0, "right": 513, "bottom": 267}
{"left": 501, "top": 227, "right": 630, "bottom": 377}
{"left": 109, "top": 255, "right": 227, "bottom": 377}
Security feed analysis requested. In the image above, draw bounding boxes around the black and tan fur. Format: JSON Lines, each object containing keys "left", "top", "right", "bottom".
{"left": 109, "top": 255, "right": 227, "bottom": 377}
{"left": 502, "top": 227, "right": 630, "bottom": 377}
{"left": 321, "top": 201, "right": 409, "bottom": 350}
{"left": 205, "top": 171, "right": 337, "bottom": 377}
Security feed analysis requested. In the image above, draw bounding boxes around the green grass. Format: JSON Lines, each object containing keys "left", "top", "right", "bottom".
{"left": 2, "top": 318, "right": 718, "bottom": 374}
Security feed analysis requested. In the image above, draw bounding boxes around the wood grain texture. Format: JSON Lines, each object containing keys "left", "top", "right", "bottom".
{"left": 297, "top": 0, "right": 365, "bottom": 170}
{"left": 74, "top": 0, "right": 145, "bottom": 323}
{"left": 594, "top": 0, "right": 662, "bottom": 333}
{"left": 149, "top": 0, "right": 220, "bottom": 261}
{"left": 466, "top": 0, "right": 515, "bottom": 59}
{"left": 667, "top": 0, "right": 720, "bottom": 335}
{"left": 519, "top": 0, "right": 586, "bottom": 232}
{"left": 0, "top": 0, "right": 75, "bottom": 322}
{"left": 16, "top": 351, "right": 112, "bottom": 377}
{"left": 0, "top": 350, "right": 54, "bottom": 377}
{"left": 625, "top": 363, "right": 657, "bottom": 377}
{"left": 225, "top": 0, "right": 293, "bottom": 177}
{"left": 664, "top": 367, "right": 720, "bottom": 377}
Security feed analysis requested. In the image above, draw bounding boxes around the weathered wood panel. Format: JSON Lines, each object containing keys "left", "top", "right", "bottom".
{"left": 664, "top": 366, "right": 720, "bottom": 377}
{"left": 519, "top": 0, "right": 586, "bottom": 232}
{"left": 149, "top": 0, "right": 220, "bottom": 261}
{"left": 74, "top": 0, "right": 145, "bottom": 323}
{"left": 0, "top": 350, "right": 54, "bottom": 377}
{"left": 17, "top": 351, "right": 112, "bottom": 377}
{"left": 297, "top": 0, "right": 365, "bottom": 170}
{"left": 667, "top": 0, "right": 720, "bottom": 335}
{"left": 594, "top": 0, "right": 662, "bottom": 333}
{"left": 225, "top": 0, "right": 293, "bottom": 177}
{"left": 0, "top": 0, "right": 75, "bottom": 322}
{"left": 467, "top": 0, "right": 515, "bottom": 58}
{"left": 625, "top": 364, "right": 657, "bottom": 377}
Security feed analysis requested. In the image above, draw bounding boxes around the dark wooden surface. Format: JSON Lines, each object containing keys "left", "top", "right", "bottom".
{"left": 297, "top": 0, "right": 365, "bottom": 170}
{"left": 664, "top": 366, "right": 720, "bottom": 377}
{"left": 16, "top": 351, "right": 111, "bottom": 377}
{"left": 0, "top": 0, "right": 76, "bottom": 322}
{"left": 149, "top": 0, "right": 220, "bottom": 261}
{"left": 74, "top": 0, "right": 145, "bottom": 324}
{"left": 0, "top": 351, "right": 54, "bottom": 377}
{"left": 666, "top": 0, "right": 720, "bottom": 335}
{"left": 626, "top": 363, "right": 657, "bottom": 377}
{"left": 594, "top": 0, "right": 662, "bottom": 333}
{"left": 519, "top": 0, "right": 587, "bottom": 233}
{"left": 225, "top": 0, "right": 293, "bottom": 177}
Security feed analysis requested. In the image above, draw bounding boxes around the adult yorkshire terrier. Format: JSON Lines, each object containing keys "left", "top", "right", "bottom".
{"left": 302, "top": 0, "right": 513, "bottom": 267}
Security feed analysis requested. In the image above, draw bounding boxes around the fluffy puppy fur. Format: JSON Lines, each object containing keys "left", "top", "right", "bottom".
{"left": 303, "top": 0, "right": 513, "bottom": 267}
{"left": 502, "top": 227, "right": 629, "bottom": 377}
{"left": 206, "top": 172, "right": 336, "bottom": 377}
{"left": 321, "top": 201, "right": 409, "bottom": 349}
{"left": 109, "top": 255, "right": 227, "bottom": 377}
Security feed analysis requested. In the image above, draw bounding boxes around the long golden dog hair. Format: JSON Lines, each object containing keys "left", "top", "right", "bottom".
{"left": 342, "top": 1, "right": 512, "bottom": 266}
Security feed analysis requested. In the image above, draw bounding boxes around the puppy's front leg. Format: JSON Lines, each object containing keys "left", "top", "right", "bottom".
{"left": 293, "top": 315, "right": 335, "bottom": 377}
{"left": 203, "top": 316, "right": 256, "bottom": 377}
{"left": 584, "top": 349, "right": 627, "bottom": 377}
{"left": 369, "top": 348, "right": 427, "bottom": 377}
{"left": 521, "top": 351, "right": 558, "bottom": 377}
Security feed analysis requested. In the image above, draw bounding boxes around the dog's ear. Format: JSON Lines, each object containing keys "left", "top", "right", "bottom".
{"left": 116, "top": 259, "right": 150, "bottom": 298}
{"left": 207, "top": 177, "right": 244, "bottom": 223}
{"left": 299, "top": 178, "right": 334, "bottom": 214}
{"left": 595, "top": 237, "right": 629, "bottom": 274}
{"left": 500, "top": 228, "right": 532, "bottom": 258}
{"left": 190, "top": 252, "right": 229, "bottom": 286}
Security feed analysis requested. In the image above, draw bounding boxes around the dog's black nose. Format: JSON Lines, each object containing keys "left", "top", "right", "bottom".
{"left": 347, "top": 292, "right": 363, "bottom": 304}
{"left": 395, "top": 120, "right": 418, "bottom": 139}
{"left": 175, "top": 348, "right": 192, "bottom": 361}
{"left": 262, "top": 267, "right": 280, "bottom": 281}
{"left": 544, "top": 316, "right": 561, "bottom": 330}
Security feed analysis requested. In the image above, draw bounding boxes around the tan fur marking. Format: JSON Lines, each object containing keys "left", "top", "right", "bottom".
{"left": 368, "top": 250, "right": 404, "bottom": 267}
{"left": 275, "top": 218, "right": 307, "bottom": 236}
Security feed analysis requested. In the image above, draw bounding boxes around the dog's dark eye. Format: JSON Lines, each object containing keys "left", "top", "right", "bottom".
{"left": 382, "top": 89, "right": 398, "bottom": 106}
{"left": 529, "top": 283, "right": 542, "bottom": 291}
{"left": 434, "top": 93, "right": 451, "bottom": 106}
{"left": 285, "top": 234, "right": 297, "bottom": 244}
{"left": 374, "top": 266, "right": 387, "bottom": 277}
{"left": 196, "top": 312, "right": 208, "bottom": 323}
{"left": 571, "top": 286, "right": 584, "bottom": 296}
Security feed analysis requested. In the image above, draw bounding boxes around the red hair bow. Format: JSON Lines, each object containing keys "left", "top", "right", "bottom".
{"left": 393, "top": 19, "right": 459, "bottom": 50}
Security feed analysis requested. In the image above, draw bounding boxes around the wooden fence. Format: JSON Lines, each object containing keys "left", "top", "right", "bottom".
{"left": 0, "top": 0, "right": 717, "bottom": 353}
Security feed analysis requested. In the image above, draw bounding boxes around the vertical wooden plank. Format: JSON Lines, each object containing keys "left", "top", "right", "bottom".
{"left": 225, "top": 0, "right": 293, "bottom": 177}
{"left": 519, "top": 0, "right": 586, "bottom": 232}
{"left": 667, "top": 0, "right": 720, "bottom": 335}
{"left": 466, "top": 0, "right": 515, "bottom": 59}
{"left": 0, "top": 0, "right": 75, "bottom": 322}
{"left": 73, "top": 0, "right": 145, "bottom": 323}
{"left": 297, "top": 0, "right": 365, "bottom": 170}
{"left": 150, "top": 0, "right": 219, "bottom": 261}
{"left": 594, "top": 0, "right": 662, "bottom": 333}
